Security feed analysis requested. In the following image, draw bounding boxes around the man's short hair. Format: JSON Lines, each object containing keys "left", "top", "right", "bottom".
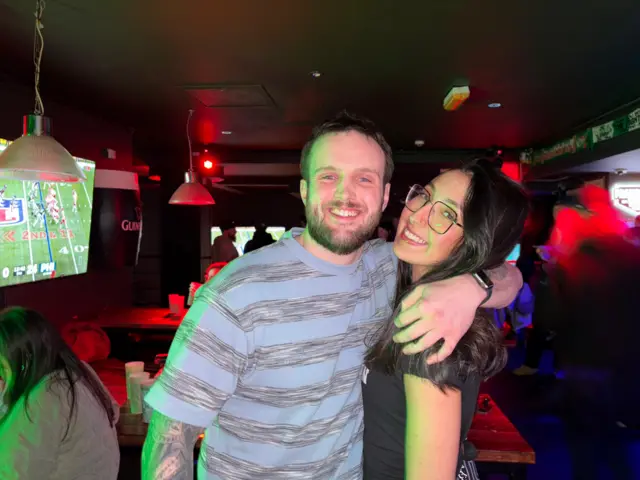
{"left": 220, "top": 221, "right": 235, "bottom": 232}
{"left": 205, "top": 262, "right": 227, "bottom": 279}
{"left": 300, "top": 111, "right": 394, "bottom": 185}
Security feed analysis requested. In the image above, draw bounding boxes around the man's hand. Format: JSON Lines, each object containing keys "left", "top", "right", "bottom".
{"left": 392, "top": 275, "right": 483, "bottom": 363}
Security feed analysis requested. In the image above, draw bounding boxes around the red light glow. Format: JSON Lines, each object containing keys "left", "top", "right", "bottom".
{"left": 203, "top": 160, "right": 213, "bottom": 169}
{"left": 149, "top": 175, "right": 161, "bottom": 182}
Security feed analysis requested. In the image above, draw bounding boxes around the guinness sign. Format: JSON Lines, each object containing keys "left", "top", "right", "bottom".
{"left": 90, "top": 170, "right": 143, "bottom": 268}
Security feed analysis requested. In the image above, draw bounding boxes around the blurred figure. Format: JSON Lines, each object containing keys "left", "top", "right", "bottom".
{"left": 244, "top": 224, "right": 276, "bottom": 253}
{"left": 545, "top": 236, "right": 639, "bottom": 480}
{"left": 540, "top": 186, "right": 639, "bottom": 479}
{"left": 211, "top": 222, "right": 238, "bottom": 263}
{"left": 188, "top": 262, "right": 227, "bottom": 305}
{"left": 0, "top": 307, "right": 120, "bottom": 479}
{"left": 626, "top": 214, "right": 640, "bottom": 245}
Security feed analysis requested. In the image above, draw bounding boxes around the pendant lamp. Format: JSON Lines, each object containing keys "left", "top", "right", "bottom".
{"left": 168, "top": 110, "right": 215, "bottom": 205}
{"left": 0, "top": 0, "right": 86, "bottom": 183}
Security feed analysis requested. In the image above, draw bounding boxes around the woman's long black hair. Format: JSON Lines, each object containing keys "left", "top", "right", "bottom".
{"left": 365, "top": 159, "right": 529, "bottom": 388}
{"left": 0, "top": 307, "right": 116, "bottom": 438}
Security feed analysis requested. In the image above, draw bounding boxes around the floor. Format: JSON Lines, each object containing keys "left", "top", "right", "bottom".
{"left": 483, "top": 346, "right": 640, "bottom": 479}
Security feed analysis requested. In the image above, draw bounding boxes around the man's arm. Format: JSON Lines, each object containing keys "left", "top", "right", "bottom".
{"left": 392, "top": 262, "right": 522, "bottom": 361}
{"left": 142, "top": 279, "right": 249, "bottom": 478}
{"left": 482, "top": 262, "right": 523, "bottom": 309}
{"left": 141, "top": 412, "right": 203, "bottom": 480}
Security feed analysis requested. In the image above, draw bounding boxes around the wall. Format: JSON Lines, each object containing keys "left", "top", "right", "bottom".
{"left": 134, "top": 182, "right": 163, "bottom": 306}
{"left": 0, "top": 80, "right": 134, "bottom": 327}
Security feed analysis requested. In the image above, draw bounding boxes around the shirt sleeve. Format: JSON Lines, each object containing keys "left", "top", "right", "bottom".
{"left": 145, "top": 290, "right": 250, "bottom": 428}
{"left": 0, "top": 380, "right": 63, "bottom": 480}
{"left": 399, "top": 353, "right": 466, "bottom": 391}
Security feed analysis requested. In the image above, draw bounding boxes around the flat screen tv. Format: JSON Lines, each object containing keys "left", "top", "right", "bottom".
{"left": 0, "top": 137, "right": 96, "bottom": 287}
{"left": 211, "top": 226, "right": 286, "bottom": 255}
{"left": 506, "top": 243, "right": 521, "bottom": 264}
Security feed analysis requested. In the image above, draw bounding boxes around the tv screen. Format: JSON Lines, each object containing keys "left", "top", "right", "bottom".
{"left": 0, "top": 138, "right": 96, "bottom": 287}
{"left": 211, "top": 226, "right": 286, "bottom": 255}
{"left": 506, "top": 243, "right": 521, "bottom": 264}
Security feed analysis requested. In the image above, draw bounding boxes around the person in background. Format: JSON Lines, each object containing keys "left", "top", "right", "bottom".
{"left": 188, "top": 262, "right": 228, "bottom": 305}
{"left": 539, "top": 187, "right": 639, "bottom": 479}
{"left": 0, "top": 307, "right": 120, "bottom": 480}
{"left": 244, "top": 224, "right": 276, "bottom": 253}
{"left": 512, "top": 201, "right": 570, "bottom": 376}
{"left": 626, "top": 214, "right": 640, "bottom": 245}
{"left": 363, "top": 160, "right": 528, "bottom": 480}
{"left": 375, "top": 220, "right": 395, "bottom": 242}
{"left": 211, "top": 222, "right": 238, "bottom": 263}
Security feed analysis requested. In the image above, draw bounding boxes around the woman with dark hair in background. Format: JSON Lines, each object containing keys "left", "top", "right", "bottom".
{"left": 363, "top": 160, "right": 528, "bottom": 479}
{"left": 0, "top": 307, "right": 120, "bottom": 479}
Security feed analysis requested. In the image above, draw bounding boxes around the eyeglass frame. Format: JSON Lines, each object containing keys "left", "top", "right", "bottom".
{"left": 403, "top": 184, "right": 463, "bottom": 235}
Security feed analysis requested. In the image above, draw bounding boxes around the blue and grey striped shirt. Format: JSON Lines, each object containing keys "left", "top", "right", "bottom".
{"left": 146, "top": 230, "right": 397, "bottom": 479}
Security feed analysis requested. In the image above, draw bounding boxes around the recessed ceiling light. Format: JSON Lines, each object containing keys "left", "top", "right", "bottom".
{"left": 488, "top": 102, "right": 502, "bottom": 108}
{"left": 310, "top": 70, "right": 322, "bottom": 78}
{"left": 221, "top": 131, "right": 232, "bottom": 135}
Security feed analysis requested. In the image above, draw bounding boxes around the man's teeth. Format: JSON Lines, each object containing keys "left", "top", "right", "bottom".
{"left": 404, "top": 228, "right": 426, "bottom": 244}
{"left": 331, "top": 209, "right": 358, "bottom": 217}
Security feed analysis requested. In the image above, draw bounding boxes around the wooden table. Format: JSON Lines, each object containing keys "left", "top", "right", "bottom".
{"left": 469, "top": 394, "right": 535, "bottom": 479}
{"left": 95, "top": 307, "right": 185, "bottom": 331}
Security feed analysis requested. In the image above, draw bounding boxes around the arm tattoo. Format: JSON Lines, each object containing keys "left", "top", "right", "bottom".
{"left": 141, "top": 411, "right": 204, "bottom": 480}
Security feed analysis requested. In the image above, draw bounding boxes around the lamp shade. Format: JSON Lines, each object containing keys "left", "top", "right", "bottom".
{"left": 169, "top": 171, "right": 215, "bottom": 205}
{"left": 0, "top": 115, "right": 86, "bottom": 183}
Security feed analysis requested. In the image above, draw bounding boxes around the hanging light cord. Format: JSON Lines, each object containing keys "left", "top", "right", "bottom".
{"left": 187, "top": 109, "right": 194, "bottom": 170}
{"left": 33, "top": 0, "right": 46, "bottom": 116}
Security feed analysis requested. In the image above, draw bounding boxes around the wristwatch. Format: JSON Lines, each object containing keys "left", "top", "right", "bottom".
{"left": 472, "top": 271, "right": 494, "bottom": 306}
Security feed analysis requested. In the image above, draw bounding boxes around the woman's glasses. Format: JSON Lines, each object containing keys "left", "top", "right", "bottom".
{"left": 404, "top": 184, "right": 462, "bottom": 235}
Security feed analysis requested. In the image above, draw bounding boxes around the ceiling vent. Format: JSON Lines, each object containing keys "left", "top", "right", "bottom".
{"left": 184, "top": 84, "right": 275, "bottom": 108}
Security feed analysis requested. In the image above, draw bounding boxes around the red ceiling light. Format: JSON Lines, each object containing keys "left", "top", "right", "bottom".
{"left": 203, "top": 159, "right": 213, "bottom": 169}
{"left": 149, "top": 175, "right": 161, "bottom": 182}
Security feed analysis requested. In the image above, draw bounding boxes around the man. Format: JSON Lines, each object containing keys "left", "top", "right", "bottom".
{"left": 243, "top": 224, "right": 276, "bottom": 253}
{"left": 210, "top": 222, "right": 239, "bottom": 263}
{"left": 72, "top": 188, "right": 78, "bottom": 213}
{"left": 143, "top": 112, "right": 522, "bottom": 479}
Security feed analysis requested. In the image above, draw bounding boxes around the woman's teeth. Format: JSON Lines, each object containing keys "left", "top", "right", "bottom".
{"left": 331, "top": 208, "right": 358, "bottom": 217}
{"left": 403, "top": 228, "right": 426, "bottom": 244}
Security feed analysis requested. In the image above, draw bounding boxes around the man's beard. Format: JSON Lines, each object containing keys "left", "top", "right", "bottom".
{"left": 305, "top": 201, "right": 381, "bottom": 255}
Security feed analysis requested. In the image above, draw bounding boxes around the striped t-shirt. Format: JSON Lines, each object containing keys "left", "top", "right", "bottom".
{"left": 146, "top": 230, "right": 397, "bottom": 479}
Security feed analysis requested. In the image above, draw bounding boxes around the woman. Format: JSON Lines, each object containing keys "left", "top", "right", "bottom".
{"left": 363, "top": 160, "right": 528, "bottom": 480}
{"left": 0, "top": 307, "right": 120, "bottom": 479}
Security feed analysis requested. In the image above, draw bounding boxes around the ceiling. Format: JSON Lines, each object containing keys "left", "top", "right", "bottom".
{"left": 567, "top": 148, "right": 640, "bottom": 174}
{"left": 1, "top": 0, "right": 640, "bottom": 173}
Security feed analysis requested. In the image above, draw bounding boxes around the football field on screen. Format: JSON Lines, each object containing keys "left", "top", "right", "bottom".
{"left": 0, "top": 170, "right": 95, "bottom": 286}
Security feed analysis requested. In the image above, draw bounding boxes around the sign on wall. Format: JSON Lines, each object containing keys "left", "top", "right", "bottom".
{"left": 611, "top": 183, "right": 640, "bottom": 217}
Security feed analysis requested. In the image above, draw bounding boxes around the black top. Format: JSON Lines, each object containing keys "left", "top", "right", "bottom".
{"left": 362, "top": 359, "right": 481, "bottom": 480}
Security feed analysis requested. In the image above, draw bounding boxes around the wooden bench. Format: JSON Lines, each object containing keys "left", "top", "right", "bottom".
{"left": 469, "top": 394, "right": 536, "bottom": 479}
